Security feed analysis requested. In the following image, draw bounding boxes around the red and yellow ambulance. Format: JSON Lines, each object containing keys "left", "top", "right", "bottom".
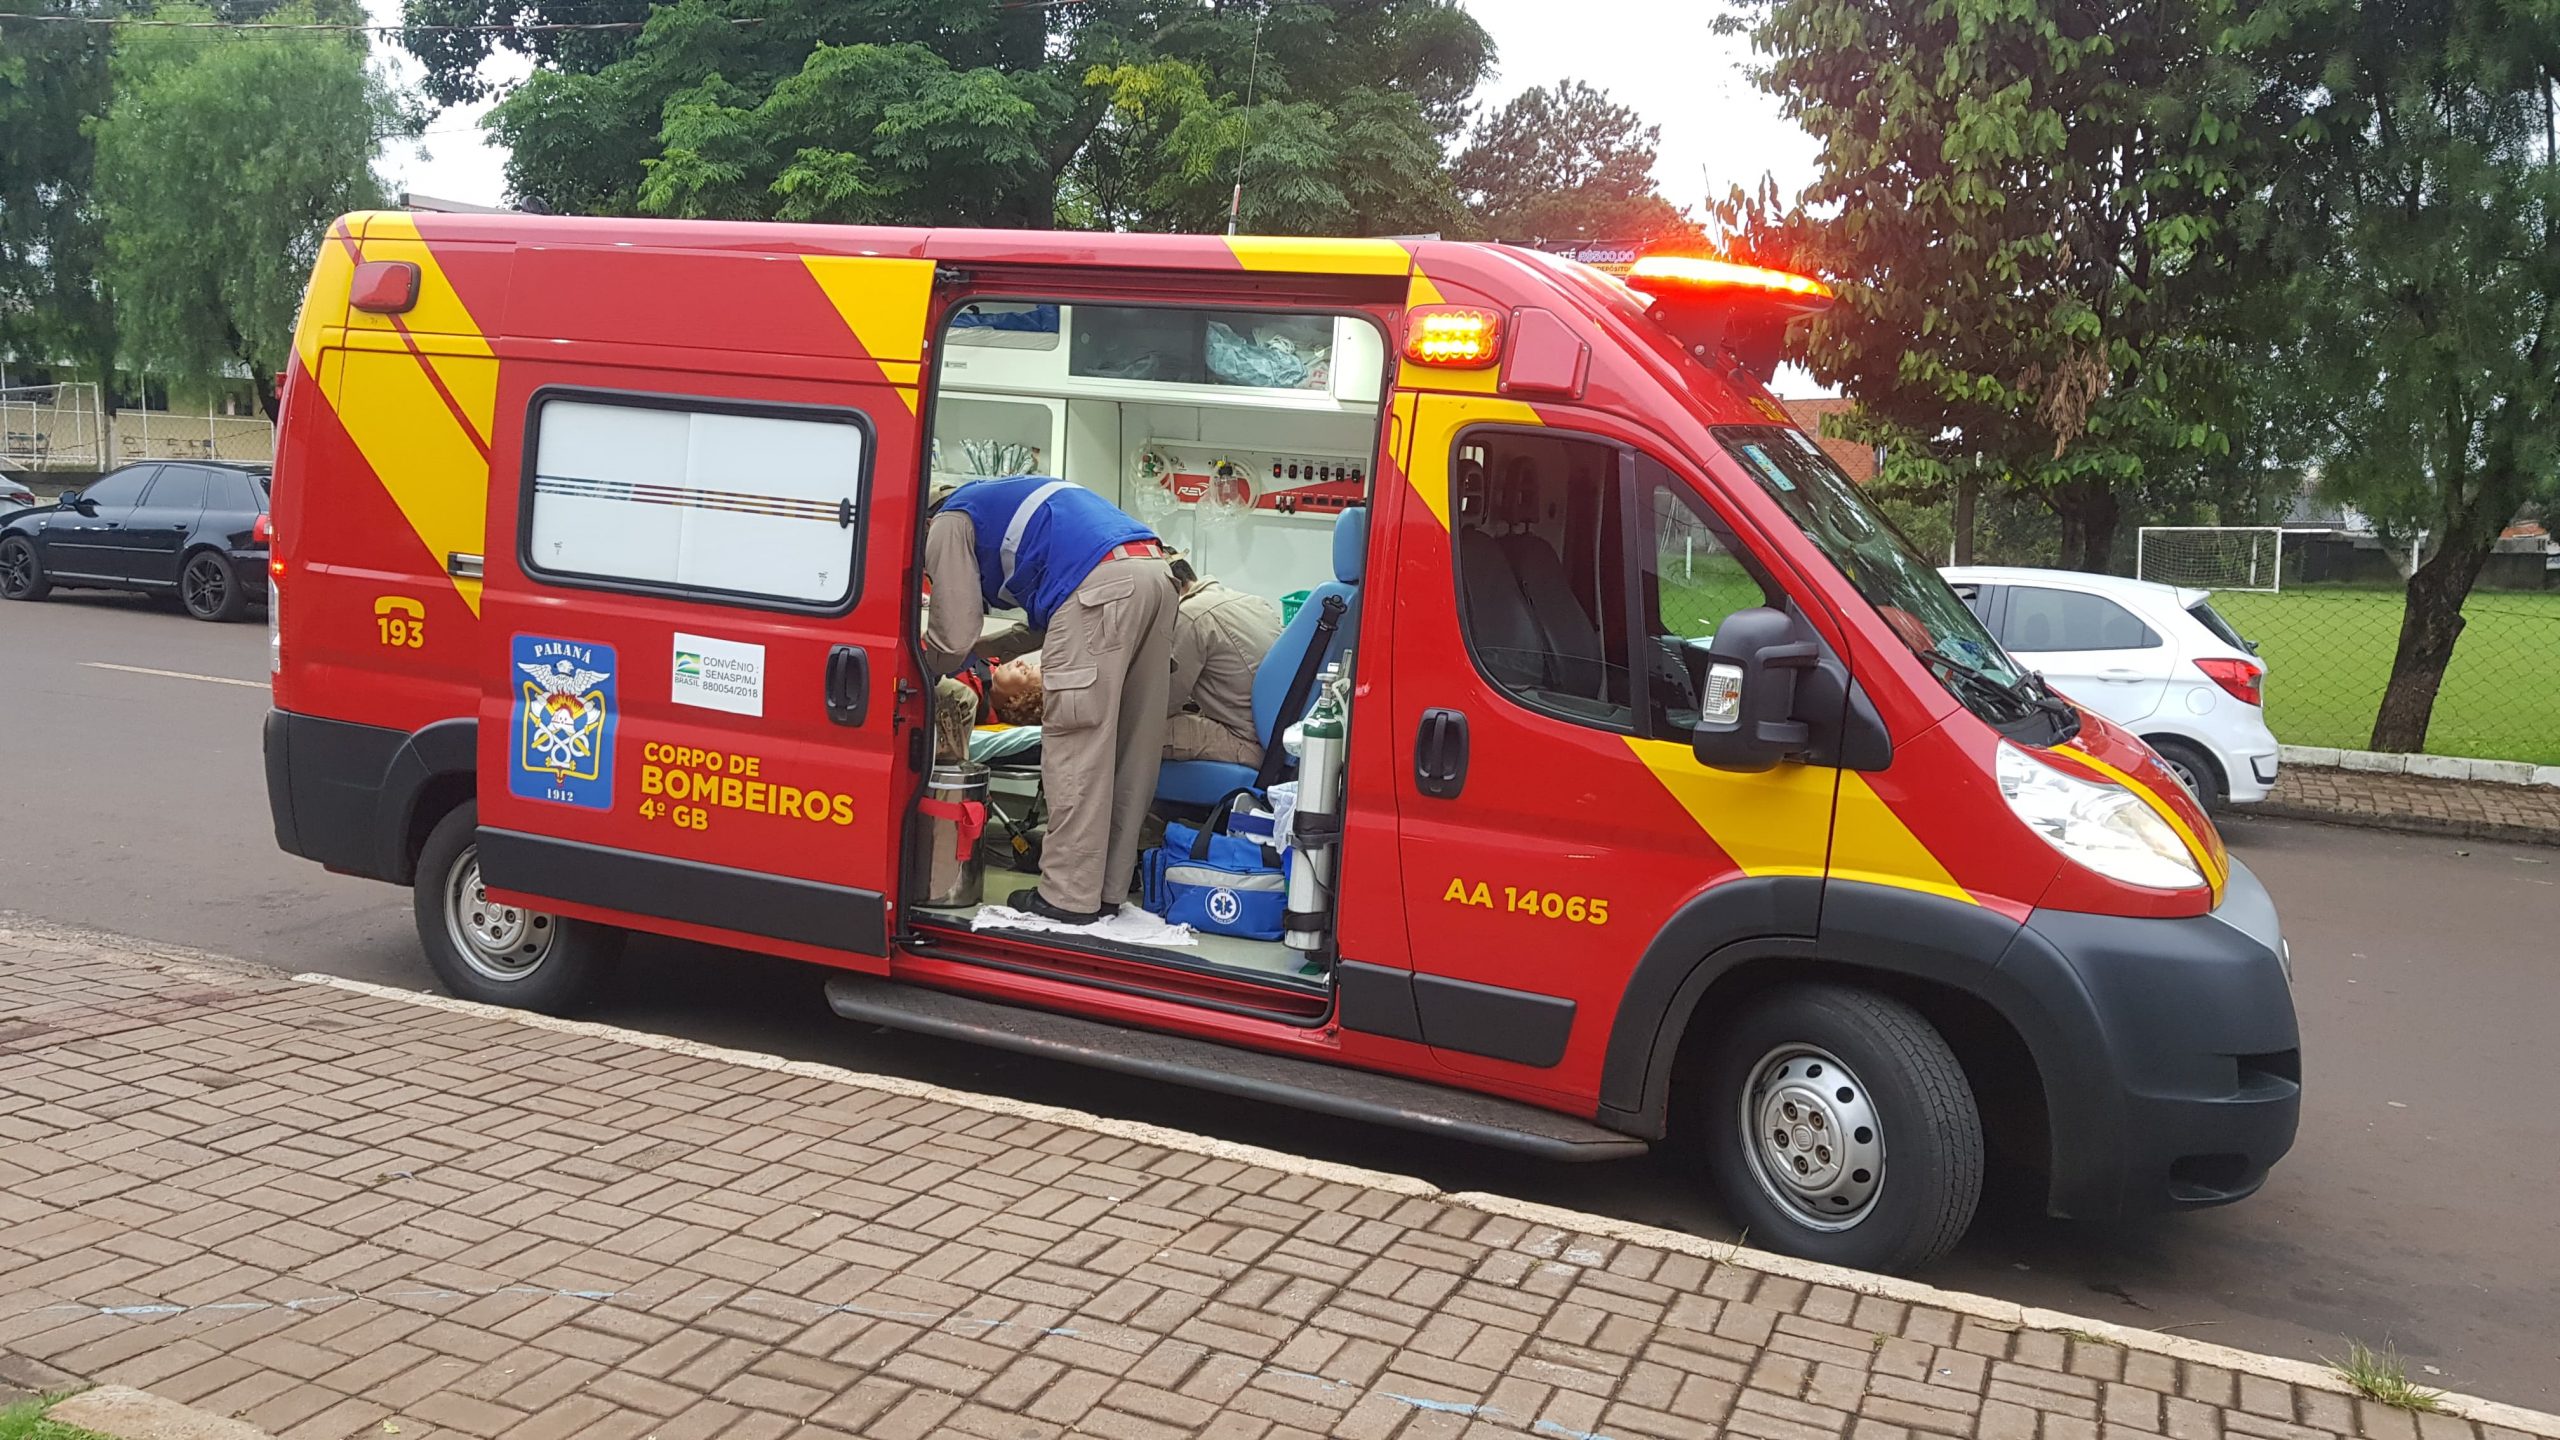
{"left": 263, "top": 213, "right": 2298, "bottom": 1272}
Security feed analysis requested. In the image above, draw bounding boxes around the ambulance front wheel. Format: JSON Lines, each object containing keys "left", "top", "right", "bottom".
{"left": 1693, "top": 984, "right": 1984, "bottom": 1274}
{"left": 414, "top": 801, "right": 622, "bottom": 1014}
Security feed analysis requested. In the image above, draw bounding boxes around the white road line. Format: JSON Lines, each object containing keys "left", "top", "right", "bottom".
{"left": 80, "top": 662, "right": 266, "bottom": 690}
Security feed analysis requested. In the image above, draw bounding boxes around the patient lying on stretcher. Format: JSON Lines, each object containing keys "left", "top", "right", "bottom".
{"left": 932, "top": 655, "right": 1045, "bottom": 765}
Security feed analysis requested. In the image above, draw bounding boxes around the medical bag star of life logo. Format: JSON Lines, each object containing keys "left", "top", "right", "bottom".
{"left": 510, "top": 635, "right": 618, "bottom": 810}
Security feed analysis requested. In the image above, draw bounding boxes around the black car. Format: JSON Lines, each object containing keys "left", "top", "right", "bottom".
{"left": 0, "top": 460, "right": 271, "bottom": 621}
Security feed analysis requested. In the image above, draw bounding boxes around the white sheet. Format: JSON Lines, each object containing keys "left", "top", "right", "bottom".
{"left": 970, "top": 901, "right": 1199, "bottom": 947}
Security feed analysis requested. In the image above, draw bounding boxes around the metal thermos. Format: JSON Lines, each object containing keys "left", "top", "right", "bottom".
{"left": 920, "top": 762, "right": 990, "bottom": 909}
{"left": 1285, "top": 665, "right": 1348, "bottom": 952}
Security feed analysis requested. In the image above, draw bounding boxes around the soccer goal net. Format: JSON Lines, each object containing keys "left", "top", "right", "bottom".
{"left": 2136, "top": 526, "right": 2287, "bottom": 593}
{"left": 0, "top": 382, "right": 106, "bottom": 473}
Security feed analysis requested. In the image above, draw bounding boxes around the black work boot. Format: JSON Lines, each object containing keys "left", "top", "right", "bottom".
{"left": 1014, "top": 889, "right": 1106, "bottom": 927}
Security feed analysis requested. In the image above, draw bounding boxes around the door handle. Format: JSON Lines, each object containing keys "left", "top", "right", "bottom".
{"left": 2099, "top": 668, "right": 2144, "bottom": 681}
{"left": 1414, "top": 707, "right": 1469, "bottom": 799}
{"left": 825, "top": 646, "right": 869, "bottom": 727}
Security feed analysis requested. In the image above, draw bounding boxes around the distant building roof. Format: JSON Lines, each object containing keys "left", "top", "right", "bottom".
{"left": 1778, "top": 397, "right": 1880, "bottom": 484}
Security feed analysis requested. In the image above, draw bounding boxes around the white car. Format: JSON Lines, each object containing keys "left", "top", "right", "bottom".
{"left": 1942, "top": 566, "right": 2276, "bottom": 809}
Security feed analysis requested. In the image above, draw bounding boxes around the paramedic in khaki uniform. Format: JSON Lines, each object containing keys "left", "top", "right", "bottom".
{"left": 1165, "top": 556, "right": 1283, "bottom": 766}
{"left": 923, "top": 478, "right": 1176, "bottom": 926}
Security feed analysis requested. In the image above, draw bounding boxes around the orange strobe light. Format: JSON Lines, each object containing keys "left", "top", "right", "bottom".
{"left": 1404, "top": 306, "right": 1505, "bottom": 368}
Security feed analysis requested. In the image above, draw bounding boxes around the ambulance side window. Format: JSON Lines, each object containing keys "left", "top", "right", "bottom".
{"left": 1636, "top": 461, "right": 1783, "bottom": 733}
{"left": 1451, "top": 431, "right": 1635, "bottom": 730}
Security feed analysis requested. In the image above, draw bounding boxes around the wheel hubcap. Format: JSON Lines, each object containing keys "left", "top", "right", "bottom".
{"left": 184, "top": 558, "right": 225, "bottom": 615}
{"left": 1, "top": 546, "right": 28, "bottom": 594}
{"left": 1739, "top": 1043, "right": 1886, "bottom": 1231}
{"left": 444, "top": 848, "right": 558, "bottom": 981}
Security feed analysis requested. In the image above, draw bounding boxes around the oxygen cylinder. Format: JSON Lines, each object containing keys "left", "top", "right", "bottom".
{"left": 1285, "top": 665, "right": 1349, "bottom": 953}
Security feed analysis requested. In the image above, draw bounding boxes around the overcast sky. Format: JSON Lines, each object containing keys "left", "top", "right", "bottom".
{"left": 371, "top": 0, "right": 1823, "bottom": 217}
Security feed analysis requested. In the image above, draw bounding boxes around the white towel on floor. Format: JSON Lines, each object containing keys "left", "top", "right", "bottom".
{"left": 970, "top": 901, "right": 1199, "bottom": 946}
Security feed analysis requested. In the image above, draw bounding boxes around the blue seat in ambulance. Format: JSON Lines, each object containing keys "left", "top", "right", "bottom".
{"left": 1155, "top": 505, "right": 1366, "bottom": 809}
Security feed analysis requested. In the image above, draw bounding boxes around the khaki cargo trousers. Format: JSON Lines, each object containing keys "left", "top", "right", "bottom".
{"left": 1037, "top": 555, "right": 1177, "bottom": 914}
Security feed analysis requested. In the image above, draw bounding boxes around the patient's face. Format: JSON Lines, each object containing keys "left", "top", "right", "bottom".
{"left": 989, "top": 657, "right": 1043, "bottom": 724}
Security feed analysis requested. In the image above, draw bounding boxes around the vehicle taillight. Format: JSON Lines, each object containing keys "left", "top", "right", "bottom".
{"left": 2194, "top": 656, "right": 2263, "bottom": 707}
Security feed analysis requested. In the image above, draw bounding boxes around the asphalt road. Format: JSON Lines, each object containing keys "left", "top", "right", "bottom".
{"left": 6, "top": 591, "right": 2558, "bottom": 1407}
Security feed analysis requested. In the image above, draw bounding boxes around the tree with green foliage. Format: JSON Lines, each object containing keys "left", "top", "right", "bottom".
{"left": 1453, "top": 80, "right": 1695, "bottom": 244}
{"left": 0, "top": 1, "right": 123, "bottom": 387}
{"left": 91, "top": 1, "right": 407, "bottom": 418}
{"left": 406, "top": 0, "right": 1489, "bottom": 235}
{"left": 1721, "top": 0, "right": 2252, "bottom": 570}
{"left": 2221, "top": 0, "right": 2560, "bottom": 753}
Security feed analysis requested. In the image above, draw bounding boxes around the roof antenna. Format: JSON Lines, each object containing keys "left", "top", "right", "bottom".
{"left": 1225, "top": 2, "right": 1265, "bottom": 236}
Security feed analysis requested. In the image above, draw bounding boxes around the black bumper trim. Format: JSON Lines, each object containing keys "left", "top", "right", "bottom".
{"left": 478, "top": 828, "right": 887, "bottom": 957}
{"left": 265, "top": 709, "right": 408, "bottom": 881}
{"left": 2007, "top": 857, "right": 2301, "bottom": 1218}
{"left": 824, "top": 973, "right": 1647, "bottom": 1162}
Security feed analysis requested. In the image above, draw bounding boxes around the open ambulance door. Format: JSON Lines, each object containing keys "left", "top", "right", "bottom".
{"left": 473, "top": 246, "right": 942, "bottom": 972}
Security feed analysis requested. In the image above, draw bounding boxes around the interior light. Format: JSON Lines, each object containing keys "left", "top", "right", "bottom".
{"left": 1403, "top": 306, "right": 1504, "bottom": 368}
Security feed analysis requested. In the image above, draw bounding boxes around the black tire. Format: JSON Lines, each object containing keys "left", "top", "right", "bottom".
{"left": 2148, "top": 737, "right": 2226, "bottom": 812}
{"left": 0, "top": 536, "right": 48, "bottom": 601}
{"left": 413, "top": 800, "right": 622, "bottom": 1013}
{"left": 1690, "top": 984, "right": 1983, "bottom": 1274}
{"left": 180, "top": 549, "right": 246, "bottom": 622}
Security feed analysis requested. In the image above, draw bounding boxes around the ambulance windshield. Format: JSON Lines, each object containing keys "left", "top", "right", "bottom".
{"left": 1716, "top": 426, "right": 2077, "bottom": 741}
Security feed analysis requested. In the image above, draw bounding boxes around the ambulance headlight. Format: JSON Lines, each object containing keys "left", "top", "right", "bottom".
{"left": 1996, "top": 743, "right": 2205, "bottom": 891}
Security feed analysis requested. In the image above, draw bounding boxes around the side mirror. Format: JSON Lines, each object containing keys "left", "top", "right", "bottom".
{"left": 1690, "top": 606, "right": 1819, "bottom": 773}
{"left": 57, "top": 489, "right": 86, "bottom": 512}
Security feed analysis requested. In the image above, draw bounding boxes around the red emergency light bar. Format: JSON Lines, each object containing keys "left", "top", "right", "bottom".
{"left": 1625, "top": 254, "right": 1834, "bottom": 304}
{"left": 1623, "top": 254, "right": 1834, "bottom": 383}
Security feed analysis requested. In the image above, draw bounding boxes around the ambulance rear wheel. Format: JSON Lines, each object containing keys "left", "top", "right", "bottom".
{"left": 1692, "top": 984, "right": 1982, "bottom": 1274}
{"left": 414, "top": 801, "right": 621, "bottom": 1013}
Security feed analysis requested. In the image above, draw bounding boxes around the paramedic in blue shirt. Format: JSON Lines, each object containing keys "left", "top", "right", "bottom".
{"left": 923, "top": 478, "right": 1177, "bottom": 926}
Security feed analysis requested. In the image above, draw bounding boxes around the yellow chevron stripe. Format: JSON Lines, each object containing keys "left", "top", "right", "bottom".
{"left": 1226, "top": 236, "right": 1414, "bottom": 275}
{"left": 1624, "top": 738, "right": 1976, "bottom": 906}
{"left": 310, "top": 213, "right": 498, "bottom": 616}
{"left": 293, "top": 221, "right": 358, "bottom": 379}
{"left": 346, "top": 213, "right": 497, "bottom": 447}
{"left": 1829, "top": 771, "right": 1976, "bottom": 904}
{"left": 802, "top": 256, "right": 937, "bottom": 367}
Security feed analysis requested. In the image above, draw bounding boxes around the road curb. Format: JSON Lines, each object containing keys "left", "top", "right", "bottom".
{"left": 2243, "top": 800, "right": 2560, "bottom": 849}
{"left": 2279, "top": 745, "right": 2560, "bottom": 790}
{"left": 289, "top": 968, "right": 2560, "bottom": 1438}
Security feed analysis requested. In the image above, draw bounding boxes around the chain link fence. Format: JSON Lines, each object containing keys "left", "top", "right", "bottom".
{"left": 1877, "top": 493, "right": 2560, "bottom": 766}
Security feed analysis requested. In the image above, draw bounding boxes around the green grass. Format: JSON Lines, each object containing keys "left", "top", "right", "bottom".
{"left": 2211, "top": 587, "right": 2560, "bottom": 765}
{"left": 2326, "top": 1341, "right": 2448, "bottom": 1413}
{"left": 1642, "top": 566, "right": 2558, "bottom": 766}
{"left": 0, "top": 1394, "right": 116, "bottom": 1440}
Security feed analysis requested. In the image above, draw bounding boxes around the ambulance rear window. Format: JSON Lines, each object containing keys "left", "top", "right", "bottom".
{"left": 521, "top": 391, "right": 872, "bottom": 611}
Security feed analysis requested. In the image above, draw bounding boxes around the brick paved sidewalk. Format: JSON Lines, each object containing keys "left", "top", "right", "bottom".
{"left": 2257, "top": 769, "right": 2560, "bottom": 846}
{"left": 3, "top": 927, "right": 2555, "bottom": 1440}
